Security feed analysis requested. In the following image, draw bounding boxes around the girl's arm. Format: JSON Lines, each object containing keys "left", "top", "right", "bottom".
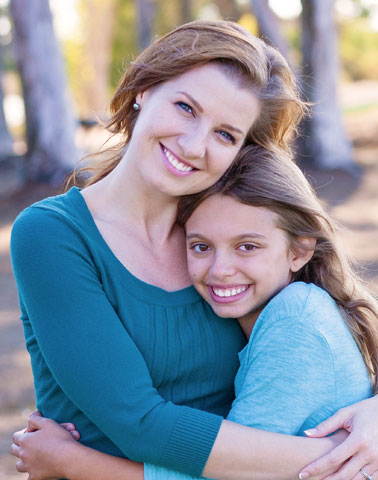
{"left": 11, "top": 414, "right": 347, "bottom": 480}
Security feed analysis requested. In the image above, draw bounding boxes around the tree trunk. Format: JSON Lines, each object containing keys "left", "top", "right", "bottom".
{"left": 135, "top": 0, "right": 156, "bottom": 51}
{"left": 10, "top": 0, "right": 78, "bottom": 183}
{"left": 81, "top": 0, "right": 117, "bottom": 118}
{"left": 0, "top": 49, "right": 13, "bottom": 159}
{"left": 250, "top": 0, "right": 290, "bottom": 61}
{"left": 300, "top": 0, "right": 354, "bottom": 170}
{"left": 178, "top": 0, "right": 193, "bottom": 24}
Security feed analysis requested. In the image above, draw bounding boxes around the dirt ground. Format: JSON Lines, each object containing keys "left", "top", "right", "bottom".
{"left": 0, "top": 108, "right": 378, "bottom": 479}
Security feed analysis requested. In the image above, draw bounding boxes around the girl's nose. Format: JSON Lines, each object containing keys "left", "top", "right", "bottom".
{"left": 209, "top": 254, "right": 236, "bottom": 280}
{"left": 177, "top": 126, "right": 207, "bottom": 160}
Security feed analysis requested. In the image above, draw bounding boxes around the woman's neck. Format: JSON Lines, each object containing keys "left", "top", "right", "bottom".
{"left": 82, "top": 159, "right": 180, "bottom": 246}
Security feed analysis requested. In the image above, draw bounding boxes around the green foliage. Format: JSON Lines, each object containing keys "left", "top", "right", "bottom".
{"left": 340, "top": 17, "right": 378, "bottom": 81}
{"left": 110, "top": 0, "right": 137, "bottom": 93}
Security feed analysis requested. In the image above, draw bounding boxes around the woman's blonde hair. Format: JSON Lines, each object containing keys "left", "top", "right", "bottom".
{"left": 68, "top": 20, "right": 307, "bottom": 188}
{"left": 177, "top": 145, "right": 378, "bottom": 393}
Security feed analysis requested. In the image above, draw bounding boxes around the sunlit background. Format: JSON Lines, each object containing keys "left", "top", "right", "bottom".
{"left": 0, "top": 1, "right": 378, "bottom": 478}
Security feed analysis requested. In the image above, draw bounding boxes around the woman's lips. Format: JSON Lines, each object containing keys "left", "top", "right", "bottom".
{"left": 208, "top": 284, "right": 251, "bottom": 303}
{"left": 160, "top": 144, "right": 197, "bottom": 177}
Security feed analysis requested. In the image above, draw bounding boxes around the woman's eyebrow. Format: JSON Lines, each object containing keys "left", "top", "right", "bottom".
{"left": 177, "top": 91, "right": 203, "bottom": 112}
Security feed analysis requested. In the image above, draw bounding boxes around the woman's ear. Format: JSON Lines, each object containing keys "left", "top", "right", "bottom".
{"left": 289, "top": 237, "right": 316, "bottom": 273}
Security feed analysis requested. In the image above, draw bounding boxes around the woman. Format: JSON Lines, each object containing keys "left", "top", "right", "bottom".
{"left": 10, "top": 20, "right": 378, "bottom": 480}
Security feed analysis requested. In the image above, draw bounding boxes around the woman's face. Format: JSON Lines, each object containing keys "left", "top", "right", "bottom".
{"left": 185, "top": 195, "right": 304, "bottom": 320}
{"left": 127, "top": 64, "right": 261, "bottom": 197}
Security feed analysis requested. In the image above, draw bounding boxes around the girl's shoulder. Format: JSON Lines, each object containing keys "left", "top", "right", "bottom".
{"left": 260, "top": 282, "right": 338, "bottom": 324}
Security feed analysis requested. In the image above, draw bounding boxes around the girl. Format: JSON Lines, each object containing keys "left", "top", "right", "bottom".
{"left": 10, "top": 21, "right": 378, "bottom": 480}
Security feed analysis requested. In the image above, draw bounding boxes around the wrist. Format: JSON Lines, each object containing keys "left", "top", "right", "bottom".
{"left": 61, "top": 441, "right": 88, "bottom": 480}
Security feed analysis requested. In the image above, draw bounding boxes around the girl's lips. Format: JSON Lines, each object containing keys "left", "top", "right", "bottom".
{"left": 208, "top": 284, "right": 251, "bottom": 304}
{"left": 160, "top": 144, "right": 197, "bottom": 177}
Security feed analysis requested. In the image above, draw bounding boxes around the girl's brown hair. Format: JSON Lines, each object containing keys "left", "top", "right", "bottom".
{"left": 68, "top": 20, "right": 307, "bottom": 188}
{"left": 178, "top": 145, "right": 378, "bottom": 393}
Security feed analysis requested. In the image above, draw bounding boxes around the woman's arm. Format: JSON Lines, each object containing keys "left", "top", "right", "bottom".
{"left": 299, "top": 395, "right": 378, "bottom": 480}
{"left": 11, "top": 414, "right": 346, "bottom": 480}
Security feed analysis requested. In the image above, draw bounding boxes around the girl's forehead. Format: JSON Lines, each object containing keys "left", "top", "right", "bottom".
{"left": 186, "top": 195, "right": 279, "bottom": 234}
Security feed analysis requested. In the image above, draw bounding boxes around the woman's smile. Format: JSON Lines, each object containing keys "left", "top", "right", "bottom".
{"left": 160, "top": 143, "right": 197, "bottom": 176}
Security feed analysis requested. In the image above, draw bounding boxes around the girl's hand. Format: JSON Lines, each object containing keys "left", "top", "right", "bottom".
{"left": 299, "top": 396, "right": 378, "bottom": 480}
{"left": 10, "top": 414, "right": 81, "bottom": 480}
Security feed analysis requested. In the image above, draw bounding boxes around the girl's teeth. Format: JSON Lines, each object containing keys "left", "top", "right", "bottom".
{"left": 163, "top": 147, "right": 193, "bottom": 172}
{"left": 212, "top": 286, "right": 248, "bottom": 298}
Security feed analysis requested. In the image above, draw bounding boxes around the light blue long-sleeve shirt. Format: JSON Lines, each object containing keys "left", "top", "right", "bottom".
{"left": 145, "top": 282, "right": 372, "bottom": 479}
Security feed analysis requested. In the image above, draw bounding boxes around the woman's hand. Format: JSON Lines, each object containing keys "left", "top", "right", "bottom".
{"left": 10, "top": 414, "right": 81, "bottom": 480}
{"left": 299, "top": 396, "right": 378, "bottom": 480}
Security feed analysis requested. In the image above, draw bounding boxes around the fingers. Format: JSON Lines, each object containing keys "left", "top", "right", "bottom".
{"left": 299, "top": 437, "right": 356, "bottom": 478}
{"left": 15, "top": 459, "right": 28, "bottom": 473}
{"left": 60, "top": 423, "right": 80, "bottom": 440}
{"left": 12, "top": 430, "right": 25, "bottom": 446}
{"left": 10, "top": 443, "right": 21, "bottom": 458}
{"left": 27, "top": 413, "right": 48, "bottom": 431}
{"left": 305, "top": 408, "right": 352, "bottom": 438}
{"left": 26, "top": 410, "right": 43, "bottom": 431}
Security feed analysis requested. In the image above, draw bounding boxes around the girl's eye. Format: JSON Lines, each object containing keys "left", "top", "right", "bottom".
{"left": 191, "top": 243, "right": 210, "bottom": 253}
{"left": 238, "top": 244, "right": 257, "bottom": 252}
{"left": 219, "top": 130, "right": 236, "bottom": 144}
{"left": 176, "top": 101, "right": 193, "bottom": 115}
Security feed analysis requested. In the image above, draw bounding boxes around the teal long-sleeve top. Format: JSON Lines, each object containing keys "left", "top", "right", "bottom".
{"left": 10, "top": 187, "right": 246, "bottom": 476}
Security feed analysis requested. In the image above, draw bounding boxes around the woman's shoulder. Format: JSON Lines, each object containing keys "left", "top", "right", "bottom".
{"left": 12, "top": 187, "right": 88, "bottom": 239}
{"left": 11, "top": 187, "right": 92, "bottom": 259}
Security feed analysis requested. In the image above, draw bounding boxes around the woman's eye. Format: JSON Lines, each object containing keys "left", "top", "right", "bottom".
{"left": 176, "top": 101, "right": 193, "bottom": 115}
{"left": 218, "top": 130, "right": 236, "bottom": 144}
{"left": 191, "top": 243, "right": 210, "bottom": 253}
{"left": 238, "top": 244, "right": 257, "bottom": 252}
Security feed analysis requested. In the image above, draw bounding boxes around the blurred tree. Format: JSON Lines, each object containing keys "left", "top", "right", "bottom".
{"left": 213, "top": 0, "right": 241, "bottom": 20}
{"left": 110, "top": 0, "right": 137, "bottom": 92}
{"left": 179, "top": 0, "right": 193, "bottom": 23}
{"left": 135, "top": 0, "right": 157, "bottom": 50}
{"left": 79, "top": 0, "right": 117, "bottom": 118}
{"left": 0, "top": 48, "right": 13, "bottom": 159}
{"left": 250, "top": 0, "right": 290, "bottom": 61}
{"left": 10, "top": 0, "right": 78, "bottom": 183}
{"left": 300, "top": 0, "right": 354, "bottom": 170}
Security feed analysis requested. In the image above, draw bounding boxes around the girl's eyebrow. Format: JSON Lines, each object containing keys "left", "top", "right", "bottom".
{"left": 186, "top": 233, "right": 267, "bottom": 240}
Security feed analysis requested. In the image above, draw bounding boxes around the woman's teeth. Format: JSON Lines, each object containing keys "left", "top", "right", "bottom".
{"left": 212, "top": 285, "right": 248, "bottom": 298}
{"left": 163, "top": 147, "right": 193, "bottom": 172}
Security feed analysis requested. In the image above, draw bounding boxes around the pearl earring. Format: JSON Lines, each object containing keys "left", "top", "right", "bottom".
{"left": 133, "top": 102, "right": 141, "bottom": 111}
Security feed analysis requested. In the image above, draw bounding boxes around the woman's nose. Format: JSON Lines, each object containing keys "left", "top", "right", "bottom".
{"left": 177, "top": 126, "right": 207, "bottom": 160}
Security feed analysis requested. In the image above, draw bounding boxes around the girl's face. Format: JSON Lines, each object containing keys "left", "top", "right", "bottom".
{"left": 127, "top": 64, "right": 261, "bottom": 197}
{"left": 186, "top": 194, "right": 308, "bottom": 320}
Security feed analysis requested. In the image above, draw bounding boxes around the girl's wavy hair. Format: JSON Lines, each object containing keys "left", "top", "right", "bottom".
{"left": 178, "top": 145, "right": 378, "bottom": 393}
{"left": 67, "top": 20, "right": 307, "bottom": 188}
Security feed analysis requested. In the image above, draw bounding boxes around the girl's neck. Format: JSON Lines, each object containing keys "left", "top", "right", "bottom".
{"left": 237, "top": 310, "right": 261, "bottom": 340}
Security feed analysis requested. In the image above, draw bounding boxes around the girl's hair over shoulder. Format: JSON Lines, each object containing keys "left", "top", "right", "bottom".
{"left": 178, "top": 144, "right": 378, "bottom": 393}
{"left": 67, "top": 20, "right": 307, "bottom": 189}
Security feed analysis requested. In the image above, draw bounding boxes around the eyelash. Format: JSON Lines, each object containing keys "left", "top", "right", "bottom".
{"left": 238, "top": 244, "right": 257, "bottom": 252}
{"left": 190, "top": 243, "right": 210, "bottom": 253}
{"left": 176, "top": 102, "right": 236, "bottom": 144}
{"left": 218, "top": 130, "right": 236, "bottom": 144}
{"left": 176, "top": 101, "right": 193, "bottom": 115}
